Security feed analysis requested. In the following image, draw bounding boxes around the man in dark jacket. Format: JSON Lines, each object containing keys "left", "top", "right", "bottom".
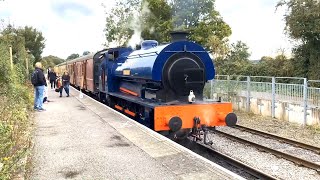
{"left": 48, "top": 70, "right": 57, "bottom": 89}
{"left": 32, "top": 62, "right": 47, "bottom": 111}
{"left": 60, "top": 71, "right": 70, "bottom": 97}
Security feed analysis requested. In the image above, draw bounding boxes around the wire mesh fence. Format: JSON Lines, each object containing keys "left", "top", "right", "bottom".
{"left": 204, "top": 75, "right": 320, "bottom": 125}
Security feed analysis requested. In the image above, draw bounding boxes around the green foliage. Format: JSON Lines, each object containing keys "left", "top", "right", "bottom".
{"left": 0, "top": 35, "right": 29, "bottom": 81}
{"left": 1, "top": 24, "right": 45, "bottom": 62}
{"left": 104, "top": 0, "right": 140, "bottom": 46}
{"left": 0, "top": 26, "right": 34, "bottom": 180}
{"left": 277, "top": 0, "right": 320, "bottom": 42}
{"left": 171, "top": 0, "right": 231, "bottom": 54}
{"left": 66, "top": 53, "right": 80, "bottom": 60}
{"left": 0, "top": 84, "right": 32, "bottom": 180}
{"left": 41, "top": 55, "right": 65, "bottom": 69}
{"left": 141, "top": 0, "right": 173, "bottom": 43}
{"left": 0, "top": 41, "right": 14, "bottom": 84}
{"left": 277, "top": 0, "right": 320, "bottom": 79}
{"left": 103, "top": 0, "right": 320, "bottom": 80}
{"left": 215, "top": 41, "right": 251, "bottom": 75}
{"left": 104, "top": 0, "right": 231, "bottom": 52}
{"left": 226, "top": 41, "right": 251, "bottom": 62}
{"left": 171, "top": 0, "right": 214, "bottom": 28}
{"left": 82, "top": 51, "right": 91, "bottom": 56}
{"left": 17, "top": 26, "right": 45, "bottom": 62}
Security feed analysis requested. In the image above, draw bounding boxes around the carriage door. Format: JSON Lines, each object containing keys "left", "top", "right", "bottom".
{"left": 83, "top": 60, "right": 87, "bottom": 89}
{"left": 101, "top": 66, "right": 106, "bottom": 91}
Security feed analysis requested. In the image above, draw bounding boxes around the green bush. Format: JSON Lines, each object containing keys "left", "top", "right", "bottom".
{"left": 0, "top": 39, "right": 33, "bottom": 180}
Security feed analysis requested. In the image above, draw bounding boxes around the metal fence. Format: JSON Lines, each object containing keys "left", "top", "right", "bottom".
{"left": 204, "top": 75, "right": 320, "bottom": 125}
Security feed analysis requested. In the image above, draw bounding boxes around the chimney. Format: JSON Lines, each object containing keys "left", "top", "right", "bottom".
{"left": 170, "top": 31, "right": 189, "bottom": 42}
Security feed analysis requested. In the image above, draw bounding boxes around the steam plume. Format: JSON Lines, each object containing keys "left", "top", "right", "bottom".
{"left": 127, "top": 1, "right": 151, "bottom": 48}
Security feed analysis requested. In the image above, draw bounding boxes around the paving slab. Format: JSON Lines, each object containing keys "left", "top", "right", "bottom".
{"left": 30, "top": 87, "right": 244, "bottom": 180}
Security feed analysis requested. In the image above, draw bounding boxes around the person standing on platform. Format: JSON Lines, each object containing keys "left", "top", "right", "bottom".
{"left": 31, "top": 62, "right": 47, "bottom": 111}
{"left": 60, "top": 72, "right": 70, "bottom": 97}
{"left": 48, "top": 70, "right": 57, "bottom": 89}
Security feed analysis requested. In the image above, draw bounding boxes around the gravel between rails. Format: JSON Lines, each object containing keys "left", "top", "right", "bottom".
{"left": 234, "top": 111, "right": 320, "bottom": 147}
{"left": 216, "top": 126, "right": 320, "bottom": 164}
{"left": 206, "top": 133, "right": 320, "bottom": 180}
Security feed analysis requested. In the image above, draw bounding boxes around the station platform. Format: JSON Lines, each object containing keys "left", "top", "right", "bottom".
{"left": 30, "top": 87, "right": 244, "bottom": 179}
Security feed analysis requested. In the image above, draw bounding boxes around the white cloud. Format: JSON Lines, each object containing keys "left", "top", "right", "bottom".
{"left": 215, "top": 0, "right": 293, "bottom": 59}
{"left": 0, "top": 0, "right": 294, "bottom": 60}
{"left": 0, "top": 0, "right": 112, "bottom": 59}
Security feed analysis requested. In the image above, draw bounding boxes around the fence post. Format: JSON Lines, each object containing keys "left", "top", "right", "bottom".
{"left": 246, "top": 76, "right": 250, "bottom": 112}
{"left": 9, "top": 45, "right": 13, "bottom": 70}
{"left": 272, "top": 77, "right": 276, "bottom": 118}
{"left": 303, "top": 78, "right": 308, "bottom": 125}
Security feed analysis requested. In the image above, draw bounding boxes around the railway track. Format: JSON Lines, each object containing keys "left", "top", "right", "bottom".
{"left": 74, "top": 88, "right": 275, "bottom": 179}
{"left": 179, "top": 139, "right": 276, "bottom": 180}
{"left": 213, "top": 127, "right": 320, "bottom": 172}
{"left": 234, "top": 125, "right": 320, "bottom": 154}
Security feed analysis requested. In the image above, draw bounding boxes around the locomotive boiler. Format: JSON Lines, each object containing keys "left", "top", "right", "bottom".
{"left": 57, "top": 31, "right": 237, "bottom": 142}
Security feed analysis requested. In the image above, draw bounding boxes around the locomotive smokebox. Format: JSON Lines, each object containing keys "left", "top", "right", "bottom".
{"left": 170, "top": 31, "right": 189, "bottom": 42}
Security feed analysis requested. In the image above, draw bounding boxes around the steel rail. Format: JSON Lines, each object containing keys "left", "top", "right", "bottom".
{"left": 183, "top": 139, "right": 277, "bottom": 180}
{"left": 234, "top": 125, "right": 320, "bottom": 154}
{"left": 213, "top": 130, "right": 320, "bottom": 172}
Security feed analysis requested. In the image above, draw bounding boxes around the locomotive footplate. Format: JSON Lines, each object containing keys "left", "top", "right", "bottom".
{"left": 154, "top": 103, "right": 237, "bottom": 142}
{"left": 154, "top": 103, "right": 237, "bottom": 131}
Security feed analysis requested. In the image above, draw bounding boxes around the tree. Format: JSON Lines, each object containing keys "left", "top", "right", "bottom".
{"left": 260, "top": 56, "right": 274, "bottom": 61}
{"left": 1, "top": 25, "right": 45, "bottom": 63}
{"left": 141, "top": 0, "right": 173, "bottom": 43}
{"left": 171, "top": 0, "right": 214, "bottom": 28}
{"left": 226, "top": 41, "right": 250, "bottom": 62}
{"left": 82, "top": 51, "right": 91, "bottom": 56}
{"left": 104, "top": 0, "right": 173, "bottom": 47}
{"left": 0, "top": 25, "right": 32, "bottom": 80}
{"left": 170, "top": 0, "right": 232, "bottom": 54}
{"left": 215, "top": 41, "right": 251, "bottom": 75}
{"left": 103, "top": 0, "right": 140, "bottom": 47}
{"left": 16, "top": 26, "right": 45, "bottom": 62}
{"left": 277, "top": 0, "right": 320, "bottom": 79}
{"left": 104, "top": 0, "right": 231, "bottom": 52}
{"left": 66, "top": 53, "right": 79, "bottom": 60}
{"left": 41, "top": 55, "right": 65, "bottom": 69}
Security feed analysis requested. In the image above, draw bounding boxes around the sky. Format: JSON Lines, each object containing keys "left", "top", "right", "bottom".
{"left": 0, "top": 0, "right": 293, "bottom": 60}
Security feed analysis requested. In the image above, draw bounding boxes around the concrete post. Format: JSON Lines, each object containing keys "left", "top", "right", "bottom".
{"left": 272, "top": 77, "right": 276, "bottom": 118}
{"left": 303, "top": 78, "right": 308, "bottom": 125}
{"left": 25, "top": 49, "right": 30, "bottom": 77}
{"left": 9, "top": 45, "right": 13, "bottom": 69}
{"left": 246, "top": 76, "right": 251, "bottom": 112}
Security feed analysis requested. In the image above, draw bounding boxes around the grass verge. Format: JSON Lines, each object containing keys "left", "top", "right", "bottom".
{"left": 0, "top": 83, "right": 34, "bottom": 180}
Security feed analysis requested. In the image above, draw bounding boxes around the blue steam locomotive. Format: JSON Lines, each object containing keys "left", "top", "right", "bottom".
{"left": 58, "top": 31, "right": 237, "bottom": 141}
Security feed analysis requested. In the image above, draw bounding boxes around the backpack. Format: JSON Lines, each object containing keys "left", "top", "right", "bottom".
{"left": 31, "top": 70, "right": 39, "bottom": 85}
